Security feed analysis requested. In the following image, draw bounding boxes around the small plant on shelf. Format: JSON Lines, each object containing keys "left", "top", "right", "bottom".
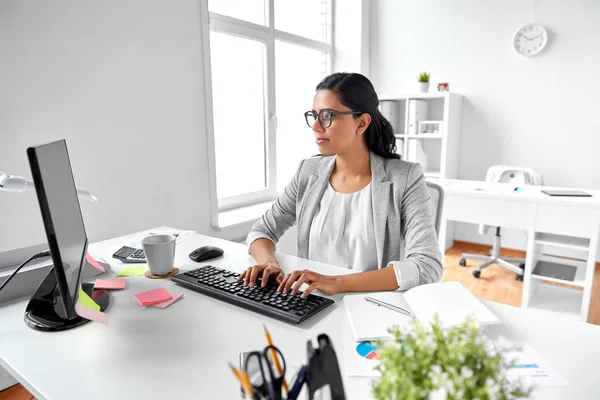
{"left": 418, "top": 72, "right": 430, "bottom": 83}
{"left": 418, "top": 72, "right": 431, "bottom": 93}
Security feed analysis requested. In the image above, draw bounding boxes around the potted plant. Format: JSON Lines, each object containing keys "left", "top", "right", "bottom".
{"left": 418, "top": 72, "right": 430, "bottom": 93}
{"left": 373, "top": 317, "right": 532, "bottom": 400}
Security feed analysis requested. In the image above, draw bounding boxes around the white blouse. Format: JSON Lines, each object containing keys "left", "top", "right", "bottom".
{"left": 308, "top": 181, "right": 378, "bottom": 271}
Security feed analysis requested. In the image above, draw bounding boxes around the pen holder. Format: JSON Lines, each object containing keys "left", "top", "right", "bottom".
{"left": 306, "top": 334, "right": 345, "bottom": 400}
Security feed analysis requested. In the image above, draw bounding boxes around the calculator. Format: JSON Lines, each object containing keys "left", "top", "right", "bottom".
{"left": 112, "top": 246, "right": 147, "bottom": 263}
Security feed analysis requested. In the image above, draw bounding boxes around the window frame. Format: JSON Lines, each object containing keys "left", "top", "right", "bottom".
{"left": 199, "top": 0, "right": 333, "bottom": 226}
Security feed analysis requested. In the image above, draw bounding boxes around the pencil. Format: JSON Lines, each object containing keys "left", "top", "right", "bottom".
{"left": 263, "top": 324, "right": 289, "bottom": 394}
{"left": 228, "top": 363, "right": 253, "bottom": 398}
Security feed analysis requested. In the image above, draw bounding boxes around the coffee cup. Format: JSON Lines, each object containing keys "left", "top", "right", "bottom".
{"left": 141, "top": 234, "right": 176, "bottom": 276}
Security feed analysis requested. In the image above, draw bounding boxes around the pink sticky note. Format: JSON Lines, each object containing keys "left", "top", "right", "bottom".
{"left": 75, "top": 302, "right": 109, "bottom": 325}
{"left": 94, "top": 279, "right": 126, "bottom": 290}
{"left": 86, "top": 251, "right": 105, "bottom": 272}
{"left": 133, "top": 288, "right": 173, "bottom": 306}
{"left": 151, "top": 293, "right": 184, "bottom": 309}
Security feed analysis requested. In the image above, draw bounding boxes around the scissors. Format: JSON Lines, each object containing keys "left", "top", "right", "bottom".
{"left": 244, "top": 345, "right": 287, "bottom": 400}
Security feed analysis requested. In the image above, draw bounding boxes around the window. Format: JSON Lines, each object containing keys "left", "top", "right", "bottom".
{"left": 204, "top": 0, "right": 332, "bottom": 217}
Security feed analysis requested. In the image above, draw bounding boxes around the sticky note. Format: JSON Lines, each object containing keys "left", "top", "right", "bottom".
{"left": 151, "top": 293, "right": 184, "bottom": 309}
{"left": 78, "top": 286, "right": 100, "bottom": 311}
{"left": 94, "top": 279, "right": 127, "bottom": 290}
{"left": 117, "top": 265, "right": 147, "bottom": 277}
{"left": 86, "top": 251, "right": 105, "bottom": 272}
{"left": 76, "top": 302, "right": 109, "bottom": 325}
{"left": 133, "top": 287, "right": 173, "bottom": 306}
{"left": 91, "top": 289, "right": 105, "bottom": 302}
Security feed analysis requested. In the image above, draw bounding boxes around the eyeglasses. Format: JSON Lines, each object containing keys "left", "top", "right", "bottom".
{"left": 304, "top": 109, "right": 363, "bottom": 129}
{"left": 245, "top": 345, "right": 287, "bottom": 400}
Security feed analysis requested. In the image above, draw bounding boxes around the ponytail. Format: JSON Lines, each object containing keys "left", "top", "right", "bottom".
{"left": 364, "top": 110, "right": 401, "bottom": 159}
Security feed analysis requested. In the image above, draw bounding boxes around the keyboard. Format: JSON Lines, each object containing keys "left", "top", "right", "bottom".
{"left": 171, "top": 265, "right": 335, "bottom": 325}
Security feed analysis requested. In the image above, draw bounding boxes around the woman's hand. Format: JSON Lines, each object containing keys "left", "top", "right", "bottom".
{"left": 278, "top": 269, "right": 341, "bottom": 298}
{"left": 237, "top": 262, "right": 284, "bottom": 288}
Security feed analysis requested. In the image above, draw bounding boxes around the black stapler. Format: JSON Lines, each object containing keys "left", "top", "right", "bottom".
{"left": 306, "top": 334, "right": 346, "bottom": 400}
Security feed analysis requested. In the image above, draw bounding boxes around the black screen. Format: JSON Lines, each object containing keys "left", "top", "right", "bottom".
{"left": 28, "top": 140, "right": 88, "bottom": 304}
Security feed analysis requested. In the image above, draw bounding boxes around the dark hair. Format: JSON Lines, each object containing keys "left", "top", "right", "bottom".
{"left": 315, "top": 72, "right": 400, "bottom": 159}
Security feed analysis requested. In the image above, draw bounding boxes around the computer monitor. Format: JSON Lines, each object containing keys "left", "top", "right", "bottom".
{"left": 24, "top": 139, "right": 109, "bottom": 331}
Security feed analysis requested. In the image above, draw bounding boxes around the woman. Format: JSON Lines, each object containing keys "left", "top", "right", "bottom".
{"left": 239, "top": 72, "right": 443, "bottom": 298}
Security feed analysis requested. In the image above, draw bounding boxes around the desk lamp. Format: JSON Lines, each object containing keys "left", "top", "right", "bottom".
{"left": 0, "top": 170, "right": 98, "bottom": 202}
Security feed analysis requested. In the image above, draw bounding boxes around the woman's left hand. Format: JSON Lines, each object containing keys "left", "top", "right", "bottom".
{"left": 277, "top": 269, "right": 341, "bottom": 298}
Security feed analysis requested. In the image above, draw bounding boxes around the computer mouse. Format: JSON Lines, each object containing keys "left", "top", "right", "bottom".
{"left": 189, "top": 246, "right": 224, "bottom": 262}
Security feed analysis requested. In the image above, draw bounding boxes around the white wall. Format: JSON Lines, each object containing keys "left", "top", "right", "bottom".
{"left": 371, "top": 0, "right": 600, "bottom": 252}
{"left": 0, "top": 0, "right": 214, "bottom": 252}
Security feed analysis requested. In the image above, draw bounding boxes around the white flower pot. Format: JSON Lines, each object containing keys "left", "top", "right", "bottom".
{"left": 419, "top": 82, "right": 430, "bottom": 93}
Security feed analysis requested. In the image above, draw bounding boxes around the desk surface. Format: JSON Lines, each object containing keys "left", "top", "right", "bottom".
{"left": 1, "top": 231, "right": 599, "bottom": 399}
{"left": 431, "top": 178, "right": 600, "bottom": 207}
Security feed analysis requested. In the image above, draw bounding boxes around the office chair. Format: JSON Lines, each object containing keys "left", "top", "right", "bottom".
{"left": 459, "top": 166, "right": 542, "bottom": 280}
{"left": 426, "top": 181, "right": 444, "bottom": 239}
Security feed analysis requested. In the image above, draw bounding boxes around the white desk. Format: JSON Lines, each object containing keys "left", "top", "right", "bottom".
{"left": 1, "top": 231, "right": 599, "bottom": 399}
{"left": 432, "top": 179, "right": 600, "bottom": 322}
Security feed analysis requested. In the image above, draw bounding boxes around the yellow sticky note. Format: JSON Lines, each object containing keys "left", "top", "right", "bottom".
{"left": 117, "top": 265, "right": 148, "bottom": 277}
{"left": 78, "top": 286, "right": 100, "bottom": 311}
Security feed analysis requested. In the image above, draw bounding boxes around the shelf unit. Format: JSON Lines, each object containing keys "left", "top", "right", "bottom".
{"left": 378, "top": 92, "right": 463, "bottom": 180}
{"left": 379, "top": 92, "right": 463, "bottom": 251}
{"left": 523, "top": 230, "right": 598, "bottom": 321}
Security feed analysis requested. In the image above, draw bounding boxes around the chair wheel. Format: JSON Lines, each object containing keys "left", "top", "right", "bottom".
{"left": 473, "top": 270, "right": 481, "bottom": 278}
{"left": 516, "top": 273, "right": 524, "bottom": 281}
{"left": 459, "top": 258, "right": 467, "bottom": 267}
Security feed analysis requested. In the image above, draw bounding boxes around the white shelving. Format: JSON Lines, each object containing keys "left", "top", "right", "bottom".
{"left": 527, "top": 282, "right": 584, "bottom": 320}
{"left": 378, "top": 92, "right": 463, "bottom": 180}
{"left": 524, "top": 226, "right": 598, "bottom": 321}
{"left": 534, "top": 232, "right": 590, "bottom": 251}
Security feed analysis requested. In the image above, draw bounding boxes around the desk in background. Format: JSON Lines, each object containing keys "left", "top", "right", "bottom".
{"left": 432, "top": 178, "right": 600, "bottom": 322}
{"left": 1, "top": 231, "right": 600, "bottom": 399}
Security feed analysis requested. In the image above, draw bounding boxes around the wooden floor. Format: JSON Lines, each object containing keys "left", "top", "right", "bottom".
{"left": 0, "top": 384, "right": 34, "bottom": 400}
{"left": 2, "top": 241, "right": 599, "bottom": 399}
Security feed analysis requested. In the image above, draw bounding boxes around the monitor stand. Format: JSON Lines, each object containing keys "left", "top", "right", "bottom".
{"left": 24, "top": 267, "right": 110, "bottom": 332}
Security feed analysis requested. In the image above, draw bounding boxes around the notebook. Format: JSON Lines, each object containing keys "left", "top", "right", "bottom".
{"left": 343, "top": 281, "right": 501, "bottom": 341}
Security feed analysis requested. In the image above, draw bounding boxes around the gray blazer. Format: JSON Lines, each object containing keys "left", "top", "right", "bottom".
{"left": 246, "top": 152, "right": 443, "bottom": 291}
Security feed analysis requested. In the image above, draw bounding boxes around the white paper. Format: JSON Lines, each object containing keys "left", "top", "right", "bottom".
{"left": 123, "top": 227, "right": 195, "bottom": 249}
{"left": 342, "top": 321, "right": 381, "bottom": 377}
{"left": 404, "top": 281, "right": 501, "bottom": 329}
{"left": 483, "top": 324, "right": 569, "bottom": 388}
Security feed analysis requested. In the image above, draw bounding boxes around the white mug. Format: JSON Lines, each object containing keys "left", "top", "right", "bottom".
{"left": 141, "top": 234, "right": 176, "bottom": 276}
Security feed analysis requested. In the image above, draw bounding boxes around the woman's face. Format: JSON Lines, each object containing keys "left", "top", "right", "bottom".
{"left": 310, "top": 90, "right": 370, "bottom": 156}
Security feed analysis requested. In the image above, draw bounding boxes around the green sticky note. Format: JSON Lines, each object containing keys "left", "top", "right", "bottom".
{"left": 78, "top": 286, "right": 100, "bottom": 311}
{"left": 117, "top": 265, "right": 148, "bottom": 277}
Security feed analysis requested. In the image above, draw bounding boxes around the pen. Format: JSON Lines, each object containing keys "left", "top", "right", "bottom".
{"left": 287, "top": 365, "right": 308, "bottom": 400}
{"left": 364, "top": 296, "right": 412, "bottom": 316}
{"left": 263, "top": 324, "right": 289, "bottom": 394}
{"left": 229, "top": 363, "right": 253, "bottom": 398}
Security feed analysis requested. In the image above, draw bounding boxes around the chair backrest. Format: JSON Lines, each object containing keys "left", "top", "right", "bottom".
{"left": 426, "top": 181, "right": 444, "bottom": 238}
{"left": 485, "top": 165, "right": 543, "bottom": 186}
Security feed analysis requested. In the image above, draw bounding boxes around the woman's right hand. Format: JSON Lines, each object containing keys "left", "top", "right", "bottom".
{"left": 237, "top": 261, "right": 284, "bottom": 288}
